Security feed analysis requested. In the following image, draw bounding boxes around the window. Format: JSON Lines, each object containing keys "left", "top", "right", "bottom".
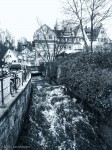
{"left": 101, "top": 30, "right": 104, "bottom": 34}
{"left": 70, "top": 28, "right": 72, "bottom": 32}
{"left": 37, "top": 34, "right": 39, "bottom": 40}
{"left": 79, "top": 38, "right": 81, "bottom": 42}
{"left": 76, "top": 38, "right": 79, "bottom": 42}
{"left": 104, "top": 38, "right": 107, "bottom": 42}
{"left": 61, "top": 38, "right": 65, "bottom": 42}
{"left": 14, "top": 60, "right": 16, "bottom": 62}
{"left": 101, "top": 38, "right": 104, "bottom": 42}
{"left": 49, "top": 35, "right": 52, "bottom": 39}
{"left": 18, "top": 59, "right": 21, "bottom": 63}
{"left": 68, "top": 38, "right": 72, "bottom": 42}
{"left": 64, "top": 46, "right": 66, "bottom": 50}
{"left": 69, "top": 45, "right": 71, "bottom": 50}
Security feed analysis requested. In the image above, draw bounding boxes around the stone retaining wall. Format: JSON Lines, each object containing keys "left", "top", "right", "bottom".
{"left": 0, "top": 79, "right": 31, "bottom": 150}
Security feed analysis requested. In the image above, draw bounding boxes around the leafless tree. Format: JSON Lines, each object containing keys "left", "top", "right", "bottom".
{"left": 33, "top": 19, "right": 67, "bottom": 64}
{"left": 63, "top": 0, "right": 112, "bottom": 52}
{"left": 84, "top": 0, "right": 112, "bottom": 52}
{"left": 63, "top": 0, "right": 90, "bottom": 52}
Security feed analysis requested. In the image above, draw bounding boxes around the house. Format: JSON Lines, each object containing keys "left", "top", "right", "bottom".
{"left": 33, "top": 23, "right": 111, "bottom": 62}
{"left": 56, "top": 24, "right": 90, "bottom": 54}
{"left": 85, "top": 24, "right": 110, "bottom": 51}
{"left": 3, "top": 49, "right": 19, "bottom": 64}
{"left": 19, "top": 48, "right": 37, "bottom": 67}
{"left": 33, "top": 23, "right": 88, "bottom": 62}
{"left": 33, "top": 24, "right": 57, "bottom": 64}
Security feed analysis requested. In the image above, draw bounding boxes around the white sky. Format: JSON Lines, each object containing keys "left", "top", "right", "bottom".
{"left": 0, "top": 0, "right": 112, "bottom": 42}
{"left": 0, "top": 0, "right": 63, "bottom": 42}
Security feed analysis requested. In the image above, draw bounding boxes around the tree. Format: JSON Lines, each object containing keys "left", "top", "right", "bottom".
{"left": 64, "top": 0, "right": 112, "bottom": 52}
{"left": 4, "top": 30, "right": 15, "bottom": 50}
{"left": 16, "top": 37, "right": 32, "bottom": 52}
{"left": 84, "top": 0, "right": 112, "bottom": 52}
{"left": 64, "top": 0, "right": 90, "bottom": 52}
{"left": 0, "top": 29, "right": 15, "bottom": 66}
{"left": 33, "top": 19, "right": 68, "bottom": 80}
{"left": 33, "top": 19, "right": 67, "bottom": 63}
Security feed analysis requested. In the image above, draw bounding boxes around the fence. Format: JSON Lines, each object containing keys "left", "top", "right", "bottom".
{"left": 0, "top": 70, "right": 30, "bottom": 108}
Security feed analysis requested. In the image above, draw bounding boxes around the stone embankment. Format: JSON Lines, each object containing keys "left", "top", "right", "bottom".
{"left": 0, "top": 77, "right": 31, "bottom": 150}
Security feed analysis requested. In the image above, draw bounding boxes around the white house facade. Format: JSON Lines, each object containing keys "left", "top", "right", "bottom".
{"left": 85, "top": 24, "right": 110, "bottom": 51}
{"left": 3, "top": 49, "right": 19, "bottom": 64}
{"left": 33, "top": 23, "right": 111, "bottom": 63}
{"left": 33, "top": 24, "right": 57, "bottom": 64}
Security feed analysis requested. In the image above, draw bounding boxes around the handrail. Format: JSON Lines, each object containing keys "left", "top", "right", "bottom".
{"left": 0, "top": 71, "right": 31, "bottom": 108}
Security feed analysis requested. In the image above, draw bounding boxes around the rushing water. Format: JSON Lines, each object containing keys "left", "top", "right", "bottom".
{"left": 16, "top": 77, "right": 109, "bottom": 150}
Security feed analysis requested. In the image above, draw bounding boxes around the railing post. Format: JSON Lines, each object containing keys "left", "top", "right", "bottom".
{"left": 22, "top": 71, "right": 23, "bottom": 86}
{"left": 0, "top": 78, "right": 6, "bottom": 108}
{"left": 1, "top": 78, "right": 4, "bottom": 104}
{"left": 14, "top": 73, "right": 17, "bottom": 93}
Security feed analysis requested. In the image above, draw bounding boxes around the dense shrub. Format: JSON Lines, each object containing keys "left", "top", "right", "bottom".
{"left": 57, "top": 52, "right": 112, "bottom": 115}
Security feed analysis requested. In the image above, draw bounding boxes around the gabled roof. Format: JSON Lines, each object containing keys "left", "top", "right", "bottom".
{"left": 21, "top": 48, "right": 31, "bottom": 53}
{"left": 35, "top": 24, "right": 54, "bottom": 34}
{"left": 54, "top": 29, "right": 64, "bottom": 38}
{"left": 54, "top": 25, "right": 80, "bottom": 38}
{"left": 4, "top": 49, "right": 19, "bottom": 59}
{"left": 85, "top": 25, "right": 102, "bottom": 41}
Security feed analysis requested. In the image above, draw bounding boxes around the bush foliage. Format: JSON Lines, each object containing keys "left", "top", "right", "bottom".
{"left": 56, "top": 52, "right": 112, "bottom": 116}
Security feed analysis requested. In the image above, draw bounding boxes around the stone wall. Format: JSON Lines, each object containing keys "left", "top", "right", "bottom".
{"left": 0, "top": 79, "right": 31, "bottom": 150}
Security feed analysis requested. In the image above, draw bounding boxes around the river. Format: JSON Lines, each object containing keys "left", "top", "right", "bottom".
{"left": 15, "top": 77, "right": 109, "bottom": 150}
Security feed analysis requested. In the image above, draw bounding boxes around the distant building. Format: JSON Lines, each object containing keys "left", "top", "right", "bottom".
{"left": 56, "top": 24, "right": 89, "bottom": 54}
{"left": 3, "top": 49, "right": 19, "bottom": 64}
{"left": 2, "top": 47, "right": 38, "bottom": 69}
{"left": 33, "top": 24, "right": 88, "bottom": 63}
{"left": 33, "top": 24, "right": 57, "bottom": 64}
{"left": 85, "top": 24, "right": 110, "bottom": 51}
{"left": 33, "top": 23, "right": 111, "bottom": 63}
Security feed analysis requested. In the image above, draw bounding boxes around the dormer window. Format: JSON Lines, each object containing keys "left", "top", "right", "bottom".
{"left": 101, "top": 30, "right": 104, "bottom": 34}
{"left": 37, "top": 34, "right": 39, "bottom": 40}
{"left": 70, "top": 28, "right": 72, "bottom": 32}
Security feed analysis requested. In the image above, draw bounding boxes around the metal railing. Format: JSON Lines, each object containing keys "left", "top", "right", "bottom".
{"left": 0, "top": 70, "right": 30, "bottom": 108}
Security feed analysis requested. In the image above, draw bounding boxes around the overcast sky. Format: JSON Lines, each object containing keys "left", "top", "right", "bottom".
{"left": 0, "top": 0, "right": 112, "bottom": 42}
{"left": 0, "top": 0, "right": 63, "bottom": 42}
